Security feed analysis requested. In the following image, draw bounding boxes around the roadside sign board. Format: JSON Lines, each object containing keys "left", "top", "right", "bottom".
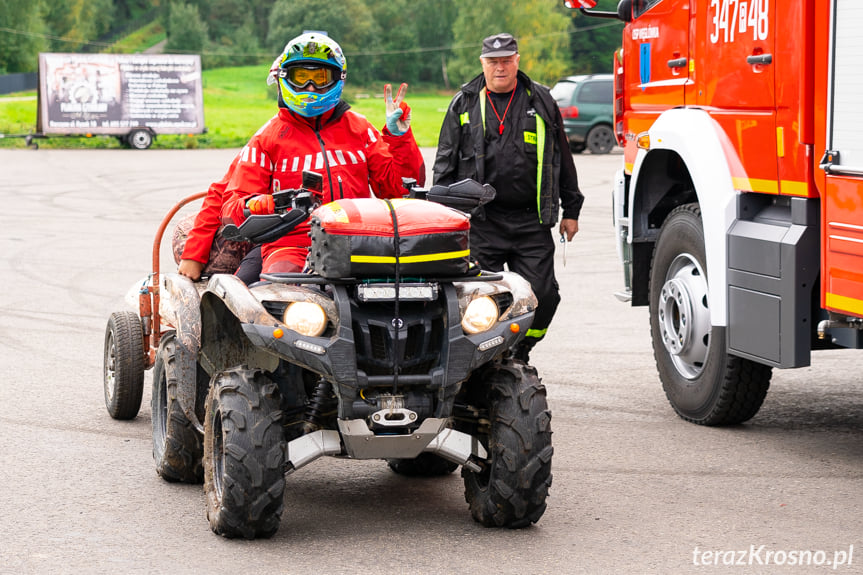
{"left": 37, "top": 53, "right": 205, "bottom": 136}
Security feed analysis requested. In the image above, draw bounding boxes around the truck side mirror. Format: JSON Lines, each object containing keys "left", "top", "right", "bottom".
{"left": 618, "top": 0, "right": 633, "bottom": 22}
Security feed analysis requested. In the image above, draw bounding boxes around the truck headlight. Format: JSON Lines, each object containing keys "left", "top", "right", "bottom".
{"left": 283, "top": 302, "right": 327, "bottom": 337}
{"left": 461, "top": 296, "right": 499, "bottom": 334}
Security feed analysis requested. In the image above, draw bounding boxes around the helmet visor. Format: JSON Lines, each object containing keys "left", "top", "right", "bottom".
{"left": 281, "top": 65, "right": 337, "bottom": 90}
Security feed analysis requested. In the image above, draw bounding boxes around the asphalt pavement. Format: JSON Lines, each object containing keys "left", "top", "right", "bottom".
{"left": 1, "top": 148, "right": 861, "bottom": 574}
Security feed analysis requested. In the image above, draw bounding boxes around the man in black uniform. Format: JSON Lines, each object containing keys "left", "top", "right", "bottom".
{"left": 433, "top": 33, "right": 583, "bottom": 363}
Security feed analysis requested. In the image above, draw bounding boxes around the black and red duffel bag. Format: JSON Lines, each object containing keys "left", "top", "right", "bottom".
{"left": 308, "top": 198, "right": 471, "bottom": 279}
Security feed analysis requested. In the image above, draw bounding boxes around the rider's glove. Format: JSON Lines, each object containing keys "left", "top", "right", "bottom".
{"left": 246, "top": 194, "right": 275, "bottom": 215}
{"left": 385, "top": 83, "right": 411, "bottom": 136}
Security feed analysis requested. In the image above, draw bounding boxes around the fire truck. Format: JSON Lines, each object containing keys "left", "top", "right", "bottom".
{"left": 572, "top": 0, "right": 863, "bottom": 425}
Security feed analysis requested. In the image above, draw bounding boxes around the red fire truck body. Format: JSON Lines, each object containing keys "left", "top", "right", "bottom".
{"left": 577, "top": 0, "right": 863, "bottom": 424}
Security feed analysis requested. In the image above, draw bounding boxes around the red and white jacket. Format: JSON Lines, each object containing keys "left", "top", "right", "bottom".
{"left": 180, "top": 154, "right": 240, "bottom": 264}
{"left": 221, "top": 102, "right": 426, "bottom": 270}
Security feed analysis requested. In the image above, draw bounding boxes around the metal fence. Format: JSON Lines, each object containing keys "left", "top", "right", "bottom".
{"left": 0, "top": 73, "right": 38, "bottom": 95}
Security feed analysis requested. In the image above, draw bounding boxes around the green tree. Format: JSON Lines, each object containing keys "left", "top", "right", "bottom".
{"left": 206, "top": 0, "right": 247, "bottom": 46}
{"left": 204, "top": 17, "right": 262, "bottom": 68}
{"left": 447, "top": 2, "right": 503, "bottom": 86}
{"left": 165, "top": 1, "right": 208, "bottom": 54}
{"left": 447, "top": 1, "right": 571, "bottom": 87}
{"left": 365, "top": 0, "right": 418, "bottom": 83}
{"left": 42, "top": 0, "right": 114, "bottom": 52}
{"left": 0, "top": 0, "right": 48, "bottom": 74}
{"left": 250, "top": 0, "right": 276, "bottom": 48}
{"left": 568, "top": 0, "right": 624, "bottom": 74}
{"left": 510, "top": 1, "right": 571, "bottom": 85}
{"left": 414, "top": 0, "right": 458, "bottom": 87}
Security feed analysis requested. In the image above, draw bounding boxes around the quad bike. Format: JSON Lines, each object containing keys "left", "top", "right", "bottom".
{"left": 102, "top": 173, "right": 553, "bottom": 538}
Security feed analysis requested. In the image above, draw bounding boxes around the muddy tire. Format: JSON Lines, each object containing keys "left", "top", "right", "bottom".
{"left": 203, "top": 367, "right": 285, "bottom": 539}
{"left": 387, "top": 453, "right": 458, "bottom": 476}
{"left": 103, "top": 311, "right": 145, "bottom": 420}
{"left": 462, "top": 360, "right": 553, "bottom": 528}
{"left": 151, "top": 333, "right": 204, "bottom": 483}
{"left": 650, "top": 204, "right": 772, "bottom": 425}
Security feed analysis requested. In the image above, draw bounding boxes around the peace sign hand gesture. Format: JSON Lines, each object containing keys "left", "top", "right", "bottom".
{"left": 384, "top": 83, "right": 411, "bottom": 136}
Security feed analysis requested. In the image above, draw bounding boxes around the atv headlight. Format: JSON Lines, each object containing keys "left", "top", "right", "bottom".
{"left": 461, "top": 296, "right": 499, "bottom": 334}
{"left": 283, "top": 302, "right": 327, "bottom": 337}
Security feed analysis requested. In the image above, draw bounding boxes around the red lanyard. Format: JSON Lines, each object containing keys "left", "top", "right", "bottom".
{"left": 486, "top": 88, "right": 515, "bottom": 135}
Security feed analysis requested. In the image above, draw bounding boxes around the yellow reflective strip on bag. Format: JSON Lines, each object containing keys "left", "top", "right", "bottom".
{"left": 351, "top": 249, "right": 471, "bottom": 264}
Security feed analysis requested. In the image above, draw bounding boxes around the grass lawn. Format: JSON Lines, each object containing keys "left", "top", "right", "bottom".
{"left": 0, "top": 65, "right": 453, "bottom": 150}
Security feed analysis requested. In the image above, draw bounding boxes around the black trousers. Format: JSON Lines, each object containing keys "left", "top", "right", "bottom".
{"left": 469, "top": 207, "right": 561, "bottom": 347}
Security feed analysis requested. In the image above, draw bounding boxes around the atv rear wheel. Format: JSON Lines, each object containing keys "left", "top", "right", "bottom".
{"left": 462, "top": 360, "right": 553, "bottom": 528}
{"left": 103, "top": 311, "right": 145, "bottom": 420}
{"left": 203, "top": 367, "right": 285, "bottom": 539}
{"left": 152, "top": 333, "right": 204, "bottom": 483}
{"left": 387, "top": 453, "right": 458, "bottom": 476}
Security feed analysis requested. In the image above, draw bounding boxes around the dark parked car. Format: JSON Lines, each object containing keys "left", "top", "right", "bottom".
{"left": 550, "top": 74, "right": 616, "bottom": 154}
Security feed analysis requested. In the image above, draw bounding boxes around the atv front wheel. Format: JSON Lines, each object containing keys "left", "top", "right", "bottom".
{"left": 387, "top": 453, "right": 459, "bottom": 476}
{"left": 103, "top": 311, "right": 145, "bottom": 420}
{"left": 151, "top": 333, "right": 204, "bottom": 483}
{"left": 203, "top": 367, "right": 285, "bottom": 539}
{"left": 463, "top": 360, "right": 553, "bottom": 528}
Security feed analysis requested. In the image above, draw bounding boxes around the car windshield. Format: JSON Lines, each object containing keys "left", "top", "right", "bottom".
{"left": 550, "top": 81, "right": 577, "bottom": 105}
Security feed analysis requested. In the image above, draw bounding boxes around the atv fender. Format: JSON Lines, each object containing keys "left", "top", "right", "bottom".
{"left": 162, "top": 273, "right": 204, "bottom": 433}
{"left": 199, "top": 274, "right": 280, "bottom": 375}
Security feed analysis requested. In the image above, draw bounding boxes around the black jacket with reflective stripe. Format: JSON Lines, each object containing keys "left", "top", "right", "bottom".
{"left": 432, "top": 70, "right": 584, "bottom": 226}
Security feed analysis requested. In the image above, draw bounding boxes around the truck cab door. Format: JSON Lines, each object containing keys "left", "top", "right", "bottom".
{"left": 623, "top": 0, "right": 690, "bottom": 162}
{"left": 695, "top": 0, "right": 777, "bottom": 191}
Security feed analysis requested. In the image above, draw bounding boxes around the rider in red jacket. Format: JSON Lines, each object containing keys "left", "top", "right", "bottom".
{"left": 221, "top": 32, "right": 425, "bottom": 275}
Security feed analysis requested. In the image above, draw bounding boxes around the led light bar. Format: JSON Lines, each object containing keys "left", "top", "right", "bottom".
{"left": 356, "top": 283, "right": 438, "bottom": 302}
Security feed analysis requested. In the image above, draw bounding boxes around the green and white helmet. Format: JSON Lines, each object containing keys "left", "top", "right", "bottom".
{"left": 268, "top": 32, "right": 347, "bottom": 117}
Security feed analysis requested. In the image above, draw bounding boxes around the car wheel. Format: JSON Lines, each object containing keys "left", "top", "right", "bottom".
{"left": 586, "top": 125, "right": 615, "bottom": 154}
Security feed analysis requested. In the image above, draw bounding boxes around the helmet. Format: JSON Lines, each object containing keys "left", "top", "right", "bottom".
{"left": 268, "top": 33, "right": 347, "bottom": 117}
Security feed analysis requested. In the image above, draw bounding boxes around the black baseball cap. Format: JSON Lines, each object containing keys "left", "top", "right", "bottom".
{"left": 481, "top": 33, "right": 518, "bottom": 58}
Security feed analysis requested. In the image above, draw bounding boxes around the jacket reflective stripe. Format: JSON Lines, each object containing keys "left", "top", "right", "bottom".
{"left": 525, "top": 327, "right": 547, "bottom": 339}
{"left": 459, "top": 111, "right": 470, "bottom": 125}
{"left": 479, "top": 88, "right": 487, "bottom": 137}
{"left": 536, "top": 114, "right": 545, "bottom": 224}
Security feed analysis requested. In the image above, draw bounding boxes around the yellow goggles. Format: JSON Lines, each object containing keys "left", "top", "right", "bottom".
{"left": 281, "top": 66, "right": 336, "bottom": 89}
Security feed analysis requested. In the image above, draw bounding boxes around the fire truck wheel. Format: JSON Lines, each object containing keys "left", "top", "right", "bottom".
{"left": 462, "top": 360, "right": 553, "bottom": 528}
{"left": 103, "top": 311, "right": 145, "bottom": 420}
{"left": 649, "top": 204, "right": 772, "bottom": 425}
{"left": 204, "top": 367, "right": 285, "bottom": 539}
{"left": 387, "top": 453, "right": 459, "bottom": 476}
{"left": 151, "top": 332, "right": 204, "bottom": 483}
{"left": 586, "top": 124, "right": 616, "bottom": 154}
